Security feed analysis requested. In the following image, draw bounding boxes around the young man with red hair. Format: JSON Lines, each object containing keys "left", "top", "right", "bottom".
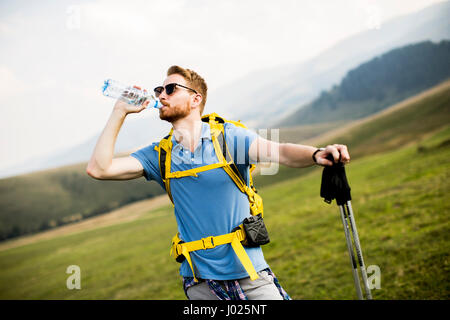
{"left": 87, "top": 65, "right": 350, "bottom": 300}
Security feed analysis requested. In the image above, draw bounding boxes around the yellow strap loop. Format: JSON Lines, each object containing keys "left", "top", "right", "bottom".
{"left": 181, "top": 245, "right": 198, "bottom": 283}
{"left": 230, "top": 233, "right": 259, "bottom": 281}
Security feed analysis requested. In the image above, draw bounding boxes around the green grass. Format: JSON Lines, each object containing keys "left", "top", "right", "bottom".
{"left": 0, "top": 125, "right": 449, "bottom": 300}
{"left": 0, "top": 206, "right": 183, "bottom": 299}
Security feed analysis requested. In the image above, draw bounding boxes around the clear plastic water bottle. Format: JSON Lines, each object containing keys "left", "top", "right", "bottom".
{"left": 101, "top": 79, "right": 163, "bottom": 109}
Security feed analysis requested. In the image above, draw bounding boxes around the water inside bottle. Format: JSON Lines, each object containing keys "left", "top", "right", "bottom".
{"left": 102, "top": 79, "right": 162, "bottom": 108}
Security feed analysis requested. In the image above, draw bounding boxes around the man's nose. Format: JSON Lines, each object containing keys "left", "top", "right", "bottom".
{"left": 158, "top": 89, "right": 168, "bottom": 100}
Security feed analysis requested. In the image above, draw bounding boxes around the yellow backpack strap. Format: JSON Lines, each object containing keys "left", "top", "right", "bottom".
{"left": 166, "top": 162, "right": 227, "bottom": 179}
{"left": 206, "top": 115, "right": 264, "bottom": 217}
{"left": 170, "top": 228, "right": 259, "bottom": 282}
{"left": 208, "top": 118, "right": 246, "bottom": 189}
{"left": 157, "top": 130, "right": 175, "bottom": 205}
{"left": 158, "top": 113, "right": 263, "bottom": 216}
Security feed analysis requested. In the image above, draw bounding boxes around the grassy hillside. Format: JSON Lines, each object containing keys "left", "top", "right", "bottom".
{"left": 0, "top": 123, "right": 448, "bottom": 299}
{"left": 0, "top": 79, "right": 448, "bottom": 299}
{"left": 0, "top": 161, "right": 165, "bottom": 240}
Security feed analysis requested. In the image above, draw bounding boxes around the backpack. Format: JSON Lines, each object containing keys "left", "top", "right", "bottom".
{"left": 154, "top": 113, "right": 266, "bottom": 282}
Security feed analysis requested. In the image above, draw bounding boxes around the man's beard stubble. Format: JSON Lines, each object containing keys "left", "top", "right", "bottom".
{"left": 159, "top": 101, "right": 191, "bottom": 123}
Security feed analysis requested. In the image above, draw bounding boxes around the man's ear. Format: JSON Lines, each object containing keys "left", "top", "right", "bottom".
{"left": 191, "top": 93, "right": 203, "bottom": 109}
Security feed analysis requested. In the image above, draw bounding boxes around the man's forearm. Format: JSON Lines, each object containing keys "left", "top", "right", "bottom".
{"left": 250, "top": 137, "right": 318, "bottom": 168}
{"left": 87, "top": 108, "right": 127, "bottom": 173}
{"left": 279, "top": 143, "right": 317, "bottom": 168}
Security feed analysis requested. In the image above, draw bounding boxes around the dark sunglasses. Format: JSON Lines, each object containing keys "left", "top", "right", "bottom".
{"left": 153, "top": 83, "right": 197, "bottom": 98}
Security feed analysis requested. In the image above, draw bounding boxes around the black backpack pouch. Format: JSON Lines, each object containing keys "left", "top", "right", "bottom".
{"left": 240, "top": 214, "right": 270, "bottom": 247}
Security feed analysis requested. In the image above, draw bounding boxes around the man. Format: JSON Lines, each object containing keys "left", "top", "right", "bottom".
{"left": 87, "top": 65, "right": 350, "bottom": 300}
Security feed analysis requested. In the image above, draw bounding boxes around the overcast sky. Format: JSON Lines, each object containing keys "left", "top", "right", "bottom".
{"left": 0, "top": 0, "right": 445, "bottom": 172}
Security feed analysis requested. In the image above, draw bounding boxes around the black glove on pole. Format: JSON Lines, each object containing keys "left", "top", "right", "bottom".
{"left": 320, "top": 158, "right": 351, "bottom": 205}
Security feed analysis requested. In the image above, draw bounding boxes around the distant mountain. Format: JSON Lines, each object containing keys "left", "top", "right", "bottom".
{"left": 1, "top": 1, "right": 449, "bottom": 179}
{"left": 253, "top": 79, "right": 450, "bottom": 188}
{"left": 277, "top": 40, "right": 450, "bottom": 126}
{"left": 208, "top": 1, "right": 450, "bottom": 127}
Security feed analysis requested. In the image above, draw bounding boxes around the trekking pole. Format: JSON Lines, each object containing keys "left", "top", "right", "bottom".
{"left": 345, "top": 201, "right": 372, "bottom": 299}
{"left": 339, "top": 204, "right": 363, "bottom": 299}
{"left": 320, "top": 155, "right": 372, "bottom": 300}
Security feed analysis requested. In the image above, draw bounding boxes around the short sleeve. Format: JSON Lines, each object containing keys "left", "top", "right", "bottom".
{"left": 224, "top": 123, "right": 259, "bottom": 167}
{"left": 130, "top": 142, "right": 164, "bottom": 186}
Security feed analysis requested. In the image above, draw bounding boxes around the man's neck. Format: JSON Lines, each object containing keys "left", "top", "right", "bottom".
{"left": 171, "top": 112, "right": 203, "bottom": 153}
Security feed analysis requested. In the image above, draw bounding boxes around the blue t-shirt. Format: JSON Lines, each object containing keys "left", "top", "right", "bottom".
{"left": 131, "top": 121, "right": 269, "bottom": 280}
